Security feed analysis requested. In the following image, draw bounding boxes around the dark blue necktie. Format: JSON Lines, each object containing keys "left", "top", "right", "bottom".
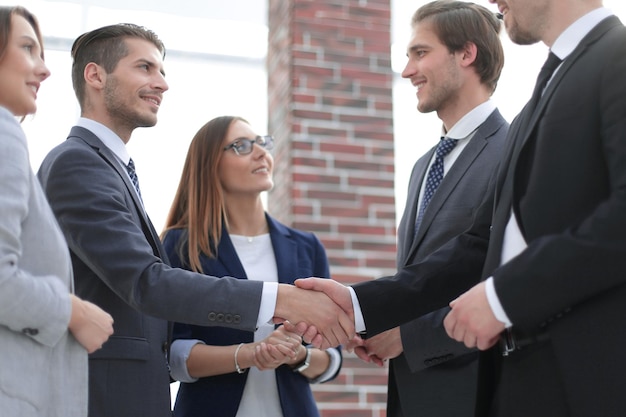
{"left": 414, "top": 137, "right": 458, "bottom": 234}
{"left": 126, "top": 158, "right": 143, "bottom": 202}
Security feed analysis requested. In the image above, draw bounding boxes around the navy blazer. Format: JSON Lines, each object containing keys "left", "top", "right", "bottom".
{"left": 163, "top": 214, "right": 339, "bottom": 417}
{"left": 38, "top": 127, "right": 265, "bottom": 417}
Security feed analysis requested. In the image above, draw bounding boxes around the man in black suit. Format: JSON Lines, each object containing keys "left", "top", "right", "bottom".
{"left": 299, "top": 0, "right": 626, "bottom": 415}
{"left": 37, "top": 23, "right": 351, "bottom": 417}
{"left": 351, "top": 3, "right": 507, "bottom": 416}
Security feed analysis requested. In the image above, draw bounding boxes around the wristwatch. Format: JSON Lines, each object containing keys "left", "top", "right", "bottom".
{"left": 293, "top": 347, "right": 311, "bottom": 373}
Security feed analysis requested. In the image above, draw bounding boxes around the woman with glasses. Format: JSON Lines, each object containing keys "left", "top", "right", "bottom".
{"left": 162, "top": 116, "right": 342, "bottom": 417}
{"left": 0, "top": 6, "right": 113, "bottom": 416}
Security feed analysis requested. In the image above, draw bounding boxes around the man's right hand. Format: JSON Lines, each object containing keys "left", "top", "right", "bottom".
{"left": 274, "top": 280, "right": 355, "bottom": 349}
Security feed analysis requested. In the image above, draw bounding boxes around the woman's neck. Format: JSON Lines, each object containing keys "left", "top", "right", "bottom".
{"left": 225, "top": 196, "right": 268, "bottom": 237}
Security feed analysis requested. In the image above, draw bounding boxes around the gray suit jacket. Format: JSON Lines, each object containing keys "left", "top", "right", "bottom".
{"left": 389, "top": 109, "right": 508, "bottom": 417}
{"left": 0, "top": 107, "right": 87, "bottom": 417}
{"left": 37, "top": 126, "right": 264, "bottom": 417}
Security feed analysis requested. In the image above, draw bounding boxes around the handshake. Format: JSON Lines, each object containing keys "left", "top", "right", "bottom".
{"left": 280, "top": 278, "right": 506, "bottom": 356}
{"left": 274, "top": 278, "right": 356, "bottom": 349}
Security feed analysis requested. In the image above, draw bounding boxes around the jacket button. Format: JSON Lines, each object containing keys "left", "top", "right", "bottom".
{"left": 22, "top": 328, "right": 39, "bottom": 336}
{"left": 225, "top": 314, "right": 233, "bottom": 323}
{"left": 208, "top": 312, "right": 216, "bottom": 321}
{"left": 216, "top": 313, "right": 224, "bottom": 322}
{"left": 233, "top": 315, "right": 241, "bottom": 324}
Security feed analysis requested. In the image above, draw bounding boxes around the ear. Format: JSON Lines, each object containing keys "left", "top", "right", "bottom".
{"left": 84, "top": 62, "right": 106, "bottom": 91}
{"left": 458, "top": 41, "right": 478, "bottom": 68}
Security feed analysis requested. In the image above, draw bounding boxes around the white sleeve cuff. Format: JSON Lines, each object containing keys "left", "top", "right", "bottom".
{"left": 308, "top": 347, "right": 342, "bottom": 384}
{"left": 348, "top": 286, "right": 366, "bottom": 333}
{"left": 169, "top": 339, "right": 205, "bottom": 383}
{"left": 485, "top": 277, "right": 512, "bottom": 328}
{"left": 257, "top": 282, "right": 278, "bottom": 327}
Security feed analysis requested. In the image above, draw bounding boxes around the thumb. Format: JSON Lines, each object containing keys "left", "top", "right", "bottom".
{"left": 294, "top": 277, "right": 322, "bottom": 290}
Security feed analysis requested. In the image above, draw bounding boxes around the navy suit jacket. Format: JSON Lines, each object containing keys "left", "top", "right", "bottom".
{"left": 163, "top": 214, "right": 340, "bottom": 417}
{"left": 389, "top": 109, "right": 508, "bottom": 417}
{"left": 37, "top": 126, "right": 264, "bottom": 417}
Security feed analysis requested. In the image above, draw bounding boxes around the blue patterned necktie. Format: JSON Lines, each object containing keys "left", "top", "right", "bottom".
{"left": 414, "top": 137, "right": 458, "bottom": 234}
{"left": 126, "top": 158, "right": 143, "bottom": 202}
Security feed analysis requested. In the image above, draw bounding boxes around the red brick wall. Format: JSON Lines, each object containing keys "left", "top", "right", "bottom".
{"left": 267, "top": 0, "right": 395, "bottom": 415}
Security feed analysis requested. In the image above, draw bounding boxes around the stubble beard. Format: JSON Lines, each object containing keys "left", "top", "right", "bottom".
{"left": 103, "top": 76, "right": 157, "bottom": 132}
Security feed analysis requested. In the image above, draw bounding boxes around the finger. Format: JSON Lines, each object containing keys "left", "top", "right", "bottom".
{"left": 301, "top": 325, "right": 318, "bottom": 345}
{"left": 370, "top": 355, "right": 385, "bottom": 367}
{"left": 353, "top": 346, "right": 371, "bottom": 362}
{"left": 443, "top": 310, "right": 456, "bottom": 339}
{"left": 310, "top": 333, "right": 324, "bottom": 349}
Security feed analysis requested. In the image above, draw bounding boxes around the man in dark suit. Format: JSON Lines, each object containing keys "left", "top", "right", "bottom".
{"left": 37, "top": 24, "right": 351, "bottom": 417}
{"left": 351, "top": 2, "right": 508, "bottom": 416}
{"left": 298, "top": 0, "right": 626, "bottom": 415}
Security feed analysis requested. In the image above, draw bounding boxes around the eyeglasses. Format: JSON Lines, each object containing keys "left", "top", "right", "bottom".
{"left": 223, "top": 135, "right": 274, "bottom": 156}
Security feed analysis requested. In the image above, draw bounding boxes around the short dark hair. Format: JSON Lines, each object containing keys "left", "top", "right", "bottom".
{"left": 413, "top": 0, "right": 504, "bottom": 93}
{"left": 71, "top": 23, "right": 165, "bottom": 108}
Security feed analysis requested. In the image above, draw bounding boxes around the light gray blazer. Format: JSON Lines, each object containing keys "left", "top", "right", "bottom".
{"left": 0, "top": 106, "right": 87, "bottom": 417}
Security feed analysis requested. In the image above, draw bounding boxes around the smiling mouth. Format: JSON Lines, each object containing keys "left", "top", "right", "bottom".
{"left": 143, "top": 97, "right": 160, "bottom": 106}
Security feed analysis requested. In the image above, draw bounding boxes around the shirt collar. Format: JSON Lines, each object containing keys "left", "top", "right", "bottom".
{"left": 551, "top": 7, "right": 613, "bottom": 60}
{"left": 76, "top": 117, "right": 131, "bottom": 165}
{"left": 443, "top": 99, "right": 497, "bottom": 140}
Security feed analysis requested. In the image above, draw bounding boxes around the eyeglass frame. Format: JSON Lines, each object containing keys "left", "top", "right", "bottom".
{"left": 223, "top": 135, "right": 274, "bottom": 156}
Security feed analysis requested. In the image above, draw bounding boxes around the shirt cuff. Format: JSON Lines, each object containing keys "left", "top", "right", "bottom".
{"left": 257, "top": 282, "right": 278, "bottom": 327}
{"left": 348, "top": 287, "right": 366, "bottom": 333}
{"left": 485, "top": 277, "right": 512, "bottom": 328}
{"left": 308, "top": 347, "right": 342, "bottom": 384}
{"left": 169, "top": 339, "right": 205, "bottom": 383}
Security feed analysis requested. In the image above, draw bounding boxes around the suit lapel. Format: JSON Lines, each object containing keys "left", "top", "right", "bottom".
{"left": 398, "top": 150, "right": 432, "bottom": 263}
{"left": 408, "top": 110, "right": 504, "bottom": 259}
{"left": 484, "top": 16, "right": 620, "bottom": 273}
{"left": 68, "top": 126, "right": 166, "bottom": 259}
{"left": 267, "top": 215, "right": 297, "bottom": 284}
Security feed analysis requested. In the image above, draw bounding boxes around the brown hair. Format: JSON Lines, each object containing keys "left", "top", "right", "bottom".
{"left": 71, "top": 23, "right": 165, "bottom": 108}
{"left": 413, "top": 0, "right": 504, "bottom": 93}
{"left": 162, "top": 116, "right": 249, "bottom": 273}
{"left": 0, "top": 6, "right": 45, "bottom": 62}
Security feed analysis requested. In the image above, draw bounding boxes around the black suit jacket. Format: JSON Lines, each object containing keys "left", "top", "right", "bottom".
{"left": 389, "top": 109, "right": 508, "bottom": 417}
{"left": 37, "top": 127, "right": 264, "bottom": 417}
{"left": 354, "top": 15, "right": 626, "bottom": 416}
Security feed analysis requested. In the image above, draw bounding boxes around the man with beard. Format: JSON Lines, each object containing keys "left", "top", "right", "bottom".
{"left": 298, "top": 0, "right": 626, "bottom": 415}
{"left": 37, "top": 23, "right": 352, "bottom": 417}
{"left": 350, "top": 2, "right": 508, "bottom": 416}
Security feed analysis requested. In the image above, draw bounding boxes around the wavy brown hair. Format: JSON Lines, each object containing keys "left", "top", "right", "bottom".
{"left": 162, "top": 116, "right": 248, "bottom": 273}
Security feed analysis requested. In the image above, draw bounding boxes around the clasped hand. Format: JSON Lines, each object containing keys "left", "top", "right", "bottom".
{"left": 273, "top": 278, "right": 356, "bottom": 349}
{"left": 443, "top": 281, "right": 504, "bottom": 350}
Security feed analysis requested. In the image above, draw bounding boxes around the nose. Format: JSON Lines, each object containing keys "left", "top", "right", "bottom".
{"left": 37, "top": 56, "right": 51, "bottom": 82}
{"left": 154, "top": 72, "right": 169, "bottom": 92}
{"left": 401, "top": 59, "right": 415, "bottom": 79}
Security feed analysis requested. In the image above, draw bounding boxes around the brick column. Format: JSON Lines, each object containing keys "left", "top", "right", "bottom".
{"left": 268, "top": 0, "right": 395, "bottom": 415}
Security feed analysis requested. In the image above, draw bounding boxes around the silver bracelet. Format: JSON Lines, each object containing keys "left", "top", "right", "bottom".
{"left": 234, "top": 343, "right": 247, "bottom": 374}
